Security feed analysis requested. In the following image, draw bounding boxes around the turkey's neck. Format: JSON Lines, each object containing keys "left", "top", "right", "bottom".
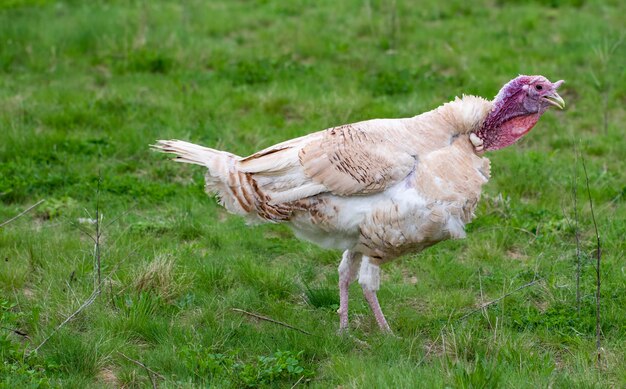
{"left": 475, "top": 96, "right": 539, "bottom": 151}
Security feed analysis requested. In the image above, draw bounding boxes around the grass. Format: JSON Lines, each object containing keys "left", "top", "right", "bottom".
{"left": 1, "top": 0, "right": 625, "bottom": 387}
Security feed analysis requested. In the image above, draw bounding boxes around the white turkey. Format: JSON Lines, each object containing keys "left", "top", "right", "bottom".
{"left": 153, "top": 75, "right": 564, "bottom": 332}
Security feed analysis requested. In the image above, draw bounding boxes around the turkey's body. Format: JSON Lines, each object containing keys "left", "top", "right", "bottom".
{"left": 154, "top": 74, "right": 565, "bottom": 333}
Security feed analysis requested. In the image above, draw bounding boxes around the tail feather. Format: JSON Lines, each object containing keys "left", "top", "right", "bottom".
{"left": 151, "top": 139, "right": 236, "bottom": 166}
{"left": 152, "top": 139, "right": 291, "bottom": 221}
{"left": 152, "top": 139, "right": 241, "bottom": 210}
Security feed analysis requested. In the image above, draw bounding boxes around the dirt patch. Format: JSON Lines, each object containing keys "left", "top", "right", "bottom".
{"left": 22, "top": 287, "right": 35, "bottom": 300}
{"left": 506, "top": 249, "right": 527, "bottom": 261}
{"left": 98, "top": 367, "right": 119, "bottom": 387}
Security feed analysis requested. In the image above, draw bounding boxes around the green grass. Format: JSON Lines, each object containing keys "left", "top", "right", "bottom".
{"left": 1, "top": 0, "right": 625, "bottom": 387}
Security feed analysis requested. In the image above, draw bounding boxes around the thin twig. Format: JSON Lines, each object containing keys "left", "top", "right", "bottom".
{"left": 104, "top": 203, "right": 137, "bottom": 230}
{"left": 476, "top": 226, "right": 537, "bottom": 239}
{"left": 65, "top": 280, "right": 80, "bottom": 306}
{"left": 32, "top": 179, "right": 105, "bottom": 355}
{"left": 95, "top": 175, "right": 102, "bottom": 289}
{"left": 29, "top": 288, "right": 100, "bottom": 356}
{"left": 478, "top": 271, "right": 492, "bottom": 330}
{"left": 416, "top": 324, "right": 447, "bottom": 367}
{"left": 0, "top": 199, "right": 45, "bottom": 229}
{"left": 478, "top": 271, "right": 485, "bottom": 304}
{"left": 231, "top": 308, "right": 312, "bottom": 335}
{"left": 118, "top": 351, "right": 166, "bottom": 388}
{"left": 29, "top": 253, "right": 130, "bottom": 356}
{"left": 109, "top": 244, "right": 150, "bottom": 298}
{"left": 458, "top": 278, "right": 542, "bottom": 321}
{"left": 581, "top": 155, "right": 602, "bottom": 364}
{"left": 104, "top": 224, "right": 134, "bottom": 252}
{"left": 74, "top": 223, "right": 96, "bottom": 244}
{"left": 573, "top": 145, "right": 582, "bottom": 314}
{"left": 290, "top": 375, "right": 305, "bottom": 389}
{"left": 109, "top": 278, "right": 115, "bottom": 308}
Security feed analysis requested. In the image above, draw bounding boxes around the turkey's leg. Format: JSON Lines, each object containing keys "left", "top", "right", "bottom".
{"left": 337, "top": 250, "right": 361, "bottom": 332}
{"left": 362, "top": 287, "right": 391, "bottom": 332}
{"left": 359, "top": 257, "right": 392, "bottom": 332}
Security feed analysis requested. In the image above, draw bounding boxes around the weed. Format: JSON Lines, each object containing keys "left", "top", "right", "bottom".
{"left": 36, "top": 197, "right": 77, "bottom": 221}
{"left": 453, "top": 357, "right": 503, "bottom": 389}
{"left": 180, "top": 345, "right": 311, "bottom": 387}
{"left": 303, "top": 282, "right": 339, "bottom": 310}
{"left": 132, "top": 255, "right": 189, "bottom": 303}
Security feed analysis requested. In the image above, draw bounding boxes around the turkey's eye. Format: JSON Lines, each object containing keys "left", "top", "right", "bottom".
{"left": 535, "top": 85, "right": 543, "bottom": 91}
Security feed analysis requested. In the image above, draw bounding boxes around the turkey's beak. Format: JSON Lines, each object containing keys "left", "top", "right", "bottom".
{"left": 543, "top": 91, "right": 565, "bottom": 109}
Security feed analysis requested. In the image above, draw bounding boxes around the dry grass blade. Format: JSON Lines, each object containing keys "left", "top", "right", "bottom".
{"left": 117, "top": 351, "right": 166, "bottom": 389}
{"left": 416, "top": 324, "right": 447, "bottom": 367}
{"left": 94, "top": 175, "right": 102, "bottom": 289}
{"left": 29, "top": 288, "right": 100, "bottom": 356}
{"left": 458, "top": 278, "right": 542, "bottom": 321}
{"left": 0, "top": 199, "right": 45, "bottom": 229}
{"left": 290, "top": 375, "right": 305, "bottom": 389}
{"left": 29, "top": 253, "right": 130, "bottom": 356}
{"left": 231, "top": 308, "right": 312, "bottom": 335}
{"left": 573, "top": 145, "right": 582, "bottom": 313}
{"left": 581, "top": 154, "right": 602, "bottom": 364}
{"left": 132, "top": 255, "right": 186, "bottom": 302}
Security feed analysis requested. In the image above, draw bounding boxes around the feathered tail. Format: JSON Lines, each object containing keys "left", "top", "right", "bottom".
{"left": 152, "top": 140, "right": 291, "bottom": 221}
{"left": 152, "top": 139, "right": 244, "bottom": 212}
{"left": 152, "top": 140, "right": 236, "bottom": 167}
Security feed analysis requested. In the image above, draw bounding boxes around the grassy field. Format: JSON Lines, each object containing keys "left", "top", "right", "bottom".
{"left": 1, "top": 0, "right": 625, "bottom": 387}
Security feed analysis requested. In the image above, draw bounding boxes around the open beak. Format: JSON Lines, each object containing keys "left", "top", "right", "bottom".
{"left": 543, "top": 92, "right": 565, "bottom": 109}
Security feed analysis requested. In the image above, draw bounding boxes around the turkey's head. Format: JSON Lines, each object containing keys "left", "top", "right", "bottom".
{"left": 475, "top": 75, "right": 564, "bottom": 152}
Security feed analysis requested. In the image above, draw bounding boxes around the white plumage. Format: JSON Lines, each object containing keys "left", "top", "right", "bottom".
{"left": 153, "top": 75, "right": 564, "bottom": 332}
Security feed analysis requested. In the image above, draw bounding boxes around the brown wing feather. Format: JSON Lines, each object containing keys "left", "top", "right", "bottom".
{"left": 298, "top": 123, "right": 416, "bottom": 196}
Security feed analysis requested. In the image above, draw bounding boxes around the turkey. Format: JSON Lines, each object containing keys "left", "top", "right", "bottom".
{"left": 153, "top": 75, "right": 564, "bottom": 332}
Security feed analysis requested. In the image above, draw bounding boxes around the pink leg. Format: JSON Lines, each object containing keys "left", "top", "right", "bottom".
{"left": 338, "top": 278, "right": 350, "bottom": 331}
{"left": 337, "top": 251, "right": 361, "bottom": 332}
{"left": 358, "top": 257, "right": 392, "bottom": 333}
{"left": 362, "top": 287, "right": 391, "bottom": 332}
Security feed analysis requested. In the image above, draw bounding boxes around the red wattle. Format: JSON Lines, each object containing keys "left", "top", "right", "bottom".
{"left": 488, "top": 113, "right": 540, "bottom": 150}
